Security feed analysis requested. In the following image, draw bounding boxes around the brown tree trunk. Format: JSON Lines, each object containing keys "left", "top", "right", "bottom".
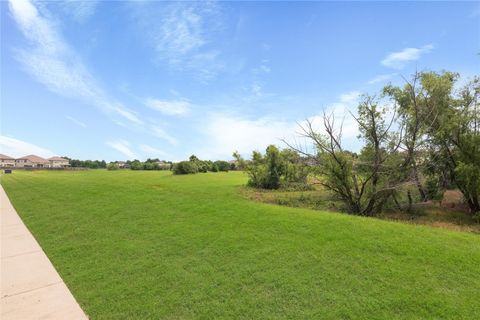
{"left": 412, "top": 161, "right": 427, "bottom": 202}
{"left": 466, "top": 194, "right": 480, "bottom": 214}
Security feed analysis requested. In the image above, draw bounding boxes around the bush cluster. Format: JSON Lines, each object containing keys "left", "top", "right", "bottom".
{"left": 244, "top": 145, "right": 310, "bottom": 189}
{"left": 65, "top": 158, "right": 107, "bottom": 168}
{"left": 106, "top": 162, "right": 119, "bottom": 170}
{"left": 128, "top": 159, "right": 172, "bottom": 170}
{"left": 172, "top": 156, "right": 233, "bottom": 175}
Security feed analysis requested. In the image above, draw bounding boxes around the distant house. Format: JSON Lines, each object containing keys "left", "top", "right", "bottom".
{"left": 15, "top": 155, "right": 50, "bottom": 168}
{"left": 155, "top": 161, "right": 171, "bottom": 170}
{"left": 0, "top": 154, "right": 15, "bottom": 167}
{"left": 116, "top": 161, "right": 129, "bottom": 169}
{"left": 48, "top": 156, "right": 70, "bottom": 168}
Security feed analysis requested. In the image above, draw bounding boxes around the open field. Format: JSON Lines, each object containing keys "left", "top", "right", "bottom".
{"left": 1, "top": 170, "right": 480, "bottom": 319}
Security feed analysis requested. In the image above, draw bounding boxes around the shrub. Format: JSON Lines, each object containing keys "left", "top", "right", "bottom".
{"left": 172, "top": 161, "right": 198, "bottom": 174}
{"left": 214, "top": 160, "right": 230, "bottom": 172}
{"left": 107, "top": 162, "right": 119, "bottom": 170}
{"left": 246, "top": 145, "right": 310, "bottom": 190}
{"left": 130, "top": 160, "right": 143, "bottom": 170}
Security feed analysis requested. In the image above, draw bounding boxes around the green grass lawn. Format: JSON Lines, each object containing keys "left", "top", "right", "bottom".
{"left": 2, "top": 170, "right": 479, "bottom": 319}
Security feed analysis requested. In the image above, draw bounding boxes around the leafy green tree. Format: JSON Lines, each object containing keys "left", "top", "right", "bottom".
{"left": 246, "top": 146, "right": 308, "bottom": 189}
{"left": 384, "top": 73, "right": 430, "bottom": 201}
{"left": 232, "top": 151, "right": 247, "bottom": 170}
{"left": 419, "top": 72, "right": 480, "bottom": 213}
{"left": 172, "top": 161, "right": 198, "bottom": 174}
{"left": 130, "top": 160, "right": 143, "bottom": 170}
{"left": 291, "top": 95, "right": 403, "bottom": 215}
{"left": 214, "top": 160, "right": 230, "bottom": 172}
{"left": 107, "top": 162, "right": 119, "bottom": 170}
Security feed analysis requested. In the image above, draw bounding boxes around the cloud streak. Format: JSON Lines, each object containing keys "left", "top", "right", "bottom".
{"left": 145, "top": 98, "right": 191, "bottom": 116}
{"left": 139, "top": 144, "right": 169, "bottom": 157}
{"left": 0, "top": 135, "right": 55, "bottom": 158}
{"left": 367, "top": 73, "right": 396, "bottom": 85}
{"left": 65, "top": 116, "right": 87, "bottom": 128}
{"left": 151, "top": 126, "right": 178, "bottom": 145}
{"left": 106, "top": 140, "right": 137, "bottom": 159}
{"left": 134, "top": 1, "right": 224, "bottom": 80}
{"left": 381, "top": 44, "right": 434, "bottom": 69}
{"left": 8, "top": 0, "right": 141, "bottom": 125}
{"left": 197, "top": 113, "right": 294, "bottom": 159}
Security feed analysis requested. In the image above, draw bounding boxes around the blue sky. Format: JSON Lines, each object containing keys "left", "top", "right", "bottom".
{"left": 1, "top": 0, "right": 479, "bottom": 161}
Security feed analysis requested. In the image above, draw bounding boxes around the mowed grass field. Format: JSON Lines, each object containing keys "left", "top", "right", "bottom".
{"left": 1, "top": 170, "right": 480, "bottom": 319}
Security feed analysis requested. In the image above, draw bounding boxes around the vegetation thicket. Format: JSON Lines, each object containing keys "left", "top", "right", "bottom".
{"left": 239, "top": 146, "right": 310, "bottom": 190}
{"left": 128, "top": 158, "right": 172, "bottom": 170}
{"left": 275, "top": 71, "right": 480, "bottom": 216}
{"left": 172, "top": 155, "right": 232, "bottom": 174}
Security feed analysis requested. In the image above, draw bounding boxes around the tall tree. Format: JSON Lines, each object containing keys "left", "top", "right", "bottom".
{"left": 289, "top": 95, "right": 402, "bottom": 216}
{"left": 384, "top": 72, "right": 431, "bottom": 201}
{"left": 420, "top": 72, "right": 480, "bottom": 213}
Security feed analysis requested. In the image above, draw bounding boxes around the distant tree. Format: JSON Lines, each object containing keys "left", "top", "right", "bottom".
{"left": 232, "top": 151, "right": 247, "bottom": 170}
{"left": 130, "top": 160, "right": 143, "bottom": 170}
{"left": 246, "top": 145, "right": 309, "bottom": 190}
{"left": 214, "top": 160, "right": 230, "bottom": 172}
{"left": 107, "top": 162, "right": 119, "bottom": 170}
{"left": 144, "top": 162, "right": 155, "bottom": 170}
{"left": 65, "top": 157, "right": 107, "bottom": 169}
{"left": 172, "top": 161, "right": 198, "bottom": 174}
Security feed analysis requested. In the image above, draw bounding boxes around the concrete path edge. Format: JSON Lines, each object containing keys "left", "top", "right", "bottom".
{"left": 1, "top": 184, "right": 88, "bottom": 319}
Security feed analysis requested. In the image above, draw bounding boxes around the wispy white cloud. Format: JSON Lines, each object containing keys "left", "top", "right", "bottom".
{"left": 8, "top": 0, "right": 141, "bottom": 125}
{"left": 106, "top": 140, "right": 137, "bottom": 159}
{"left": 0, "top": 135, "right": 55, "bottom": 158}
{"left": 151, "top": 126, "right": 178, "bottom": 145}
{"left": 145, "top": 98, "right": 191, "bottom": 116}
{"left": 259, "top": 65, "right": 271, "bottom": 73}
{"left": 249, "top": 60, "right": 271, "bottom": 97}
{"left": 367, "top": 73, "right": 396, "bottom": 85}
{"left": 251, "top": 82, "right": 263, "bottom": 97}
{"left": 139, "top": 144, "right": 169, "bottom": 157}
{"left": 195, "top": 89, "right": 365, "bottom": 159}
{"left": 111, "top": 105, "right": 143, "bottom": 124}
{"left": 133, "top": 1, "right": 224, "bottom": 80}
{"left": 196, "top": 113, "right": 295, "bottom": 159}
{"left": 381, "top": 44, "right": 434, "bottom": 69}
{"left": 65, "top": 116, "right": 87, "bottom": 128}
{"left": 58, "top": 0, "right": 98, "bottom": 22}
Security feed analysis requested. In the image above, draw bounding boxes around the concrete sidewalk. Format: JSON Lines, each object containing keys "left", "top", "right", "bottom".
{"left": 1, "top": 185, "right": 88, "bottom": 319}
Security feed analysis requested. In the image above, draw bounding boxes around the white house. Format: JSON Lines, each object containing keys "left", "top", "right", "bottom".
{"left": 15, "top": 155, "right": 50, "bottom": 168}
{"left": 0, "top": 154, "right": 15, "bottom": 167}
{"left": 48, "top": 156, "right": 70, "bottom": 168}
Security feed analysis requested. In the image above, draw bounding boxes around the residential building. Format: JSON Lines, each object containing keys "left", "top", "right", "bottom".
{"left": 116, "top": 161, "right": 129, "bottom": 169}
{"left": 156, "top": 161, "right": 171, "bottom": 170}
{"left": 48, "top": 156, "right": 70, "bottom": 168}
{"left": 0, "top": 154, "right": 15, "bottom": 167}
{"left": 15, "top": 155, "right": 50, "bottom": 168}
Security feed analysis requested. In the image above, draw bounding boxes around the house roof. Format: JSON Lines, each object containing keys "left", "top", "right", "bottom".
{"left": 48, "top": 156, "right": 68, "bottom": 161}
{"left": 17, "top": 155, "right": 50, "bottom": 163}
{"left": 0, "top": 154, "right": 14, "bottom": 160}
